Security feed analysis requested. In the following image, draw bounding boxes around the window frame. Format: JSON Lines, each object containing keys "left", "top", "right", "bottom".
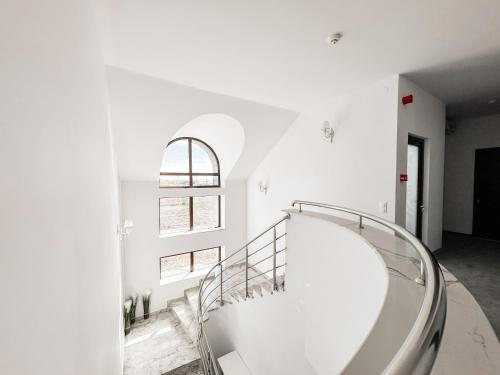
{"left": 160, "top": 137, "right": 221, "bottom": 188}
{"left": 159, "top": 246, "right": 222, "bottom": 281}
{"left": 159, "top": 194, "right": 222, "bottom": 236}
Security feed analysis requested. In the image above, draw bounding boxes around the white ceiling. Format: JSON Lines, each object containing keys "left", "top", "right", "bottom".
{"left": 404, "top": 53, "right": 500, "bottom": 119}
{"left": 100, "top": 0, "right": 500, "bottom": 111}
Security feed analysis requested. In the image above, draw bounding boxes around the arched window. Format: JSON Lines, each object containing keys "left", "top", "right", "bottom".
{"left": 160, "top": 137, "right": 220, "bottom": 188}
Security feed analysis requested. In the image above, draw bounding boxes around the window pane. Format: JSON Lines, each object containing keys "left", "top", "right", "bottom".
{"left": 406, "top": 145, "right": 419, "bottom": 235}
{"left": 194, "top": 248, "right": 220, "bottom": 272}
{"left": 160, "top": 253, "right": 190, "bottom": 279}
{"left": 192, "top": 175, "right": 219, "bottom": 187}
{"left": 159, "top": 197, "right": 190, "bottom": 235}
{"left": 159, "top": 174, "right": 190, "bottom": 188}
{"left": 192, "top": 140, "right": 218, "bottom": 173}
{"left": 193, "top": 196, "right": 220, "bottom": 231}
{"left": 161, "top": 139, "right": 189, "bottom": 173}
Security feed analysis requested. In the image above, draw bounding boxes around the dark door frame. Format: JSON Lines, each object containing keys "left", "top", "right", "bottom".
{"left": 472, "top": 147, "right": 500, "bottom": 239}
{"left": 408, "top": 135, "right": 425, "bottom": 239}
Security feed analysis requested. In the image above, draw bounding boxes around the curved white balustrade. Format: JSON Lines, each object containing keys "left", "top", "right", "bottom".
{"left": 196, "top": 201, "right": 447, "bottom": 375}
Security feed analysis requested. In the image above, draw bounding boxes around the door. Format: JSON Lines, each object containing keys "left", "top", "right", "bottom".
{"left": 473, "top": 148, "right": 500, "bottom": 240}
{"left": 406, "top": 136, "right": 424, "bottom": 239}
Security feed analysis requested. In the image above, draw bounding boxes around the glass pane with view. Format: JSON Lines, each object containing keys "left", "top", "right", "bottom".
{"left": 160, "top": 139, "right": 189, "bottom": 173}
{"left": 193, "top": 195, "right": 219, "bottom": 231}
{"left": 191, "top": 140, "right": 218, "bottom": 173}
{"left": 159, "top": 197, "right": 190, "bottom": 235}
{"left": 160, "top": 253, "right": 190, "bottom": 280}
{"left": 194, "top": 247, "right": 221, "bottom": 272}
{"left": 160, "top": 247, "right": 222, "bottom": 282}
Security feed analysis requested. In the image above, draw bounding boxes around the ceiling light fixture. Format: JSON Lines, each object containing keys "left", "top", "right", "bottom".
{"left": 326, "top": 33, "right": 343, "bottom": 47}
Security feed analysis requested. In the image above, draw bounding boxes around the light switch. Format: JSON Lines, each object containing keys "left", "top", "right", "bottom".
{"left": 379, "top": 201, "right": 388, "bottom": 214}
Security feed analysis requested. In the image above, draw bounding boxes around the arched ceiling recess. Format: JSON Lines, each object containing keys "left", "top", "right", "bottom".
{"left": 107, "top": 67, "right": 298, "bottom": 182}
{"left": 171, "top": 113, "right": 245, "bottom": 185}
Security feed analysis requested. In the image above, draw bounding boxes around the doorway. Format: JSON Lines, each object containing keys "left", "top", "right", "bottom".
{"left": 473, "top": 147, "right": 500, "bottom": 241}
{"left": 406, "top": 136, "right": 424, "bottom": 239}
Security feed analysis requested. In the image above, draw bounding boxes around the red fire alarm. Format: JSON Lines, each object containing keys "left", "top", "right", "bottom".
{"left": 400, "top": 174, "right": 408, "bottom": 182}
{"left": 402, "top": 95, "right": 413, "bottom": 105}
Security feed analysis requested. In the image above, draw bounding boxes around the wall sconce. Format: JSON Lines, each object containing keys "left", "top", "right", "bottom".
{"left": 322, "top": 121, "right": 334, "bottom": 143}
{"left": 258, "top": 181, "right": 268, "bottom": 194}
{"left": 117, "top": 220, "right": 134, "bottom": 240}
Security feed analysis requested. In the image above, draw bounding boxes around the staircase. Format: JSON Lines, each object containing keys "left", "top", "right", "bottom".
{"left": 196, "top": 214, "right": 290, "bottom": 375}
{"left": 164, "top": 259, "right": 286, "bottom": 374}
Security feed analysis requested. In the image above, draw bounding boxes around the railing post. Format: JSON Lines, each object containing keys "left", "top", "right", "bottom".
{"left": 219, "top": 263, "right": 224, "bottom": 306}
{"left": 359, "top": 215, "right": 364, "bottom": 229}
{"left": 299, "top": 203, "right": 302, "bottom": 212}
{"left": 273, "top": 226, "right": 278, "bottom": 291}
{"left": 245, "top": 246, "right": 249, "bottom": 300}
{"left": 415, "top": 259, "right": 426, "bottom": 286}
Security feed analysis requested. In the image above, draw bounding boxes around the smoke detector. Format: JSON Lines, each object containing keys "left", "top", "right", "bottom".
{"left": 327, "top": 33, "right": 343, "bottom": 46}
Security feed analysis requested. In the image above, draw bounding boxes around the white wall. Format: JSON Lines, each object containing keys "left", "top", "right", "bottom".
{"left": 106, "top": 66, "right": 298, "bottom": 182}
{"left": 0, "top": 1, "right": 122, "bottom": 374}
{"left": 247, "top": 76, "right": 399, "bottom": 237}
{"left": 443, "top": 114, "right": 500, "bottom": 234}
{"left": 108, "top": 67, "right": 297, "bottom": 313}
{"left": 121, "top": 180, "right": 246, "bottom": 315}
{"left": 207, "top": 212, "right": 388, "bottom": 375}
{"left": 396, "top": 76, "right": 446, "bottom": 251}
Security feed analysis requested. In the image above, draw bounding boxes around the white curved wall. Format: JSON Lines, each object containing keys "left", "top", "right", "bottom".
{"left": 206, "top": 211, "right": 388, "bottom": 375}
{"left": 0, "top": 1, "right": 122, "bottom": 374}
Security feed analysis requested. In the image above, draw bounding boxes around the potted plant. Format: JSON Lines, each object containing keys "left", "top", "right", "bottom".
{"left": 124, "top": 299, "right": 132, "bottom": 335}
{"left": 130, "top": 293, "right": 138, "bottom": 325}
{"left": 142, "top": 289, "right": 152, "bottom": 320}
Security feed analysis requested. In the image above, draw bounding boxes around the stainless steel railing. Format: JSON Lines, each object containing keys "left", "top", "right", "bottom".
{"left": 197, "top": 214, "right": 290, "bottom": 375}
{"left": 291, "top": 200, "right": 447, "bottom": 375}
{"left": 197, "top": 201, "right": 446, "bottom": 375}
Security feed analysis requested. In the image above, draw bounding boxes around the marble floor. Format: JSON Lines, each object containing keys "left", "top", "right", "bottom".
{"left": 123, "top": 263, "right": 272, "bottom": 375}
{"left": 436, "top": 231, "right": 500, "bottom": 338}
{"left": 124, "top": 310, "right": 199, "bottom": 375}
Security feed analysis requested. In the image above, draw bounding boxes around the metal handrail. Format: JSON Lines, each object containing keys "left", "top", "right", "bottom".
{"left": 291, "top": 200, "right": 447, "bottom": 375}
{"left": 197, "top": 213, "right": 291, "bottom": 375}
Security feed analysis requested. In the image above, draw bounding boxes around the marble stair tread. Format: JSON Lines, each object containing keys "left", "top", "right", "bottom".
{"left": 162, "top": 359, "right": 203, "bottom": 375}
{"left": 218, "top": 351, "right": 252, "bottom": 375}
{"left": 124, "top": 310, "right": 199, "bottom": 375}
{"left": 186, "top": 286, "right": 219, "bottom": 323}
{"left": 169, "top": 298, "right": 198, "bottom": 343}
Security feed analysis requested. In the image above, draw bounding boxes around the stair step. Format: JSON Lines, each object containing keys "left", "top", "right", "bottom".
{"left": 162, "top": 359, "right": 203, "bottom": 375}
{"left": 185, "top": 286, "right": 220, "bottom": 322}
{"left": 259, "top": 280, "right": 274, "bottom": 294}
{"left": 169, "top": 297, "right": 197, "bottom": 343}
{"left": 218, "top": 351, "right": 252, "bottom": 375}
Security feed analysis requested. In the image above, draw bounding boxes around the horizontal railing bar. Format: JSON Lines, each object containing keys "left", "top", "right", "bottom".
{"left": 200, "top": 273, "right": 217, "bottom": 295}
{"left": 201, "top": 262, "right": 288, "bottom": 312}
{"left": 201, "top": 248, "right": 288, "bottom": 308}
{"left": 214, "top": 214, "right": 290, "bottom": 266}
{"left": 203, "top": 297, "right": 221, "bottom": 315}
{"left": 247, "top": 232, "right": 287, "bottom": 258}
{"left": 247, "top": 248, "right": 287, "bottom": 269}
{"left": 197, "top": 215, "right": 290, "bottom": 309}
{"left": 216, "top": 263, "right": 287, "bottom": 299}
{"left": 246, "top": 263, "right": 286, "bottom": 283}
{"left": 200, "top": 282, "right": 221, "bottom": 310}
{"left": 200, "top": 263, "right": 250, "bottom": 308}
